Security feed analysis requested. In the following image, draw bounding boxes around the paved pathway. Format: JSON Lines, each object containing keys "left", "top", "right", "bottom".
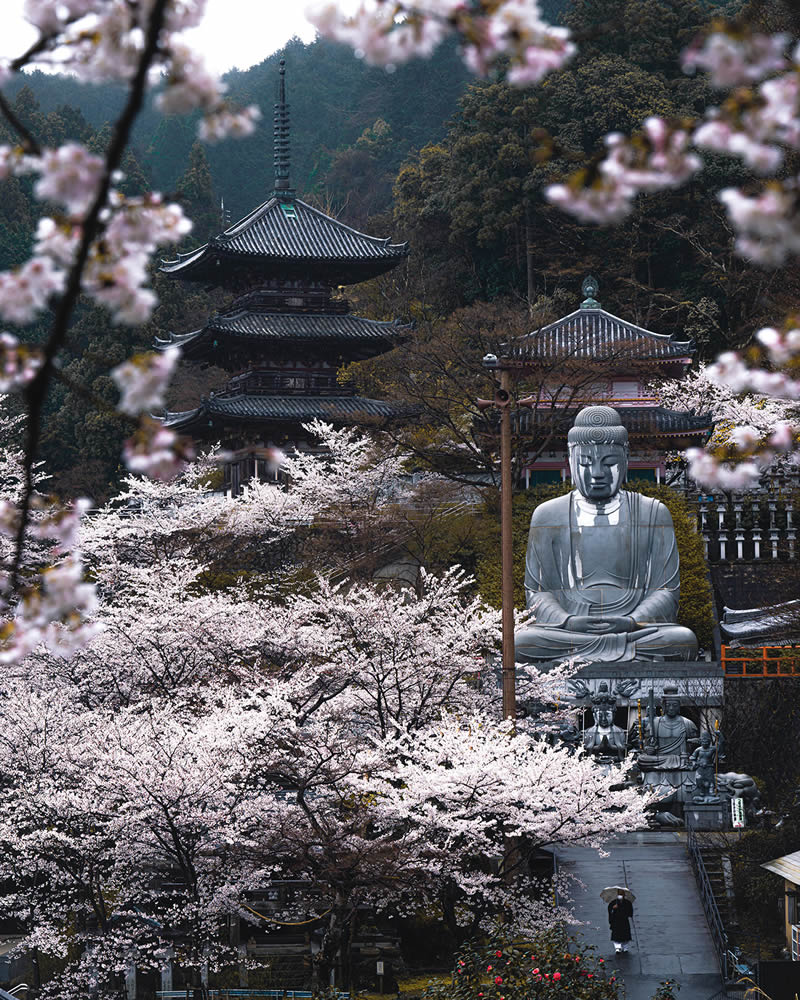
{"left": 555, "top": 833, "right": 723, "bottom": 1000}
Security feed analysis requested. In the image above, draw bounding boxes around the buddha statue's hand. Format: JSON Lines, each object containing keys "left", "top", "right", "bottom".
{"left": 565, "top": 615, "right": 638, "bottom": 634}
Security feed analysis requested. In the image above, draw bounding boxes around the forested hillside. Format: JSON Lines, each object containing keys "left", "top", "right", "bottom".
{"left": 1, "top": 0, "right": 797, "bottom": 499}
{"left": 6, "top": 37, "right": 471, "bottom": 221}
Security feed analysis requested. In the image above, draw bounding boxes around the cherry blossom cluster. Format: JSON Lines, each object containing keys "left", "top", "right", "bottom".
{"left": 545, "top": 117, "right": 702, "bottom": 224}
{"left": 0, "top": 147, "right": 193, "bottom": 326}
{"left": 682, "top": 26, "right": 790, "bottom": 89}
{"left": 306, "top": 0, "right": 575, "bottom": 86}
{"left": 659, "top": 345, "right": 799, "bottom": 490}
{"left": 122, "top": 417, "right": 196, "bottom": 480}
{"left": 111, "top": 346, "right": 182, "bottom": 416}
{"left": 20, "top": 1, "right": 258, "bottom": 143}
{"left": 0, "top": 489, "right": 98, "bottom": 661}
{"left": 0, "top": 332, "right": 43, "bottom": 392}
{"left": 157, "top": 39, "right": 261, "bottom": 143}
{"left": 0, "top": 421, "right": 651, "bottom": 992}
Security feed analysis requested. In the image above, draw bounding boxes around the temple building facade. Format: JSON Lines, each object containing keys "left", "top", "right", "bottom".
{"left": 507, "top": 276, "right": 712, "bottom": 485}
{"left": 156, "top": 60, "right": 410, "bottom": 494}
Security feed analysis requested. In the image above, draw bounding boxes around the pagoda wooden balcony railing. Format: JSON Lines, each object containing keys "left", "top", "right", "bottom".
{"left": 223, "top": 371, "right": 349, "bottom": 395}
{"left": 721, "top": 645, "right": 800, "bottom": 677}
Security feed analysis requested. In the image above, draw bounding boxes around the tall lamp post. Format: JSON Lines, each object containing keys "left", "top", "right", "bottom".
{"left": 479, "top": 354, "right": 535, "bottom": 722}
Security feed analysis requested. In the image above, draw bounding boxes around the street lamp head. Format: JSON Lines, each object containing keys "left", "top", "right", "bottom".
{"left": 482, "top": 353, "right": 499, "bottom": 369}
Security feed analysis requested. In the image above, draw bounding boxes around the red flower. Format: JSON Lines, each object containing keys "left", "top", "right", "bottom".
{"left": 496, "top": 950, "right": 503, "bottom": 958}
{"left": 553, "top": 972, "right": 562, "bottom": 982}
{"left": 588, "top": 973, "right": 593, "bottom": 979}
{"left": 532, "top": 968, "right": 539, "bottom": 975}
{"left": 598, "top": 958, "right": 604, "bottom": 964}
{"left": 494, "top": 976, "right": 503, "bottom": 985}
{"left": 487, "top": 966, "right": 492, "bottom": 972}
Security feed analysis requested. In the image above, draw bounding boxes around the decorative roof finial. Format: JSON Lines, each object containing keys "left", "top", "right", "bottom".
{"left": 580, "top": 275, "right": 600, "bottom": 309}
{"left": 274, "top": 58, "right": 292, "bottom": 198}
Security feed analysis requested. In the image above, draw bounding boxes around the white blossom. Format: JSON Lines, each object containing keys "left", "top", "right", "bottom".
{"left": 682, "top": 29, "right": 789, "bottom": 89}
{"left": 34, "top": 143, "right": 105, "bottom": 215}
{"left": 0, "top": 256, "right": 65, "bottom": 325}
{"left": 111, "top": 346, "right": 182, "bottom": 417}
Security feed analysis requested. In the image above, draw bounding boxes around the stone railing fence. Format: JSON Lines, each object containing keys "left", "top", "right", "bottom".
{"left": 684, "top": 485, "right": 799, "bottom": 563}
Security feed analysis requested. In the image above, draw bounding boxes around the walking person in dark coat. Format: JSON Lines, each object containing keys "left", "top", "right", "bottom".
{"left": 608, "top": 892, "right": 633, "bottom": 953}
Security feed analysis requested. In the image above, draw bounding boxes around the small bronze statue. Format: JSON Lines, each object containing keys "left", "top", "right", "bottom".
{"left": 689, "top": 731, "right": 720, "bottom": 803}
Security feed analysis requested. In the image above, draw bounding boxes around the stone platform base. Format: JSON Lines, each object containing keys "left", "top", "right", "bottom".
{"left": 570, "top": 661, "right": 724, "bottom": 707}
{"left": 685, "top": 801, "right": 728, "bottom": 831}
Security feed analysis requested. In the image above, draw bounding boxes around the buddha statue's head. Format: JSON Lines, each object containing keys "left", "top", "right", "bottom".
{"left": 662, "top": 685, "right": 682, "bottom": 718}
{"left": 567, "top": 406, "right": 628, "bottom": 503}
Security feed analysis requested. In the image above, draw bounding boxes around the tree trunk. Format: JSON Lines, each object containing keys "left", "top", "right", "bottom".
{"left": 525, "top": 203, "right": 535, "bottom": 316}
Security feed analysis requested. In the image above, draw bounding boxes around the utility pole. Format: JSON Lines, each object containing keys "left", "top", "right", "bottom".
{"left": 479, "top": 355, "right": 535, "bottom": 723}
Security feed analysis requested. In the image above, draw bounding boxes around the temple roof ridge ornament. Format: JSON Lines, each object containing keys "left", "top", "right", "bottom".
{"left": 580, "top": 274, "right": 601, "bottom": 309}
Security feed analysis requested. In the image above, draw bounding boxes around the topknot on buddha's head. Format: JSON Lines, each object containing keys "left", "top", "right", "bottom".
{"left": 567, "top": 406, "right": 629, "bottom": 449}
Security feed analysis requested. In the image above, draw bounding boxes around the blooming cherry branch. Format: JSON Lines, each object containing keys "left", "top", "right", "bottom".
{"left": 306, "top": 0, "right": 575, "bottom": 86}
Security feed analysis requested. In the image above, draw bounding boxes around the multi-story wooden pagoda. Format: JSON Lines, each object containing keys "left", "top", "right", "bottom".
{"left": 157, "top": 60, "right": 410, "bottom": 494}
{"left": 507, "top": 276, "right": 712, "bottom": 485}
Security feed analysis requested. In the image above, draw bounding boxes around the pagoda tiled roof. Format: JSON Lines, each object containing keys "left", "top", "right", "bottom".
{"left": 515, "top": 405, "right": 712, "bottom": 438}
{"left": 156, "top": 311, "right": 410, "bottom": 361}
{"left": 506, "top": 307, "right": 695, "bottom": 364}
{"left": 164, "top": 394, "right": 405, "bottom": 431}
{"left": 160, "top": 197, "right": 409, "bottom": 286}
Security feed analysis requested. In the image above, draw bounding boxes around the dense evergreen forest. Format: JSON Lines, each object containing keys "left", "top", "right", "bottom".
{"left": 1, "top": 0, "right": 797, "bottom": 498}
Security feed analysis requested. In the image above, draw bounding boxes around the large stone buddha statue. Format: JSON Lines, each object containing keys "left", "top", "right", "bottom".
{"left": 514, "top": 406, "right": 698, "bottom": 663}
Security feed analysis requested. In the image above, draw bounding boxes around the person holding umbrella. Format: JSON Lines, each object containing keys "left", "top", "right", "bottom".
{"left": 601, "top": 886, "right": 635, "bottom": 953}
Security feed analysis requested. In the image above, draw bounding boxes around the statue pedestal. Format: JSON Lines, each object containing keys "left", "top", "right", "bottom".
{"left": 685, "top": 801, "right": 728, "bottom": 831}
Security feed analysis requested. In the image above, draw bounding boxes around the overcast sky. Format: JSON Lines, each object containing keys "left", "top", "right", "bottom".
{"left": 0, "top": 0, "right": 320, "bottom": 74}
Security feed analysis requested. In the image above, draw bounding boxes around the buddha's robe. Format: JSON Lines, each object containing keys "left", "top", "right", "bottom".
{"left": 514, "top": 491, "right": 698, "bottom": 662}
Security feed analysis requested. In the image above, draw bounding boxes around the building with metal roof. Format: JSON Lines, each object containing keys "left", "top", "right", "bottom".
{"left": 157, "top": 60, "right": 410, "bottom": 494}
{"left": 762, "top": 850, "right": 800, "bottom": 961}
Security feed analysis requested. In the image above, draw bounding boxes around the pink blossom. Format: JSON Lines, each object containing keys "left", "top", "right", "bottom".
{"left": 157, "top": 41, "right": 223, "bottom": 114}
{"left": 682, "top": 29, "right": 788, "bottom": 89}
{"left": 111, "top": 347, "right": 181, "bottom": 417}
{"left": 545, "top": 178, "right": 635, "bottom": 224}
{"left": 0, "top": 256, "right": 65, "bottom": 325}
{"left": 34, "top": 143, "right": 105, "bottom": 215}
{"left": 756, "top": 326, "right": 800, "bottom": 364}
{"left": 306, "top": 0, "right": 573, "bottom": 85}
{"left": 199, "top": 105, "right": 262, "bottom": 142}
{"left": 123, "top": 419, "right": 196, "bottom": 481}
{"left": 718, "top": 185, "right": 800, "bottom": 267}
{"left": 729, "top": 424, "right": 760, "bottom": 451}
{"left": 0, "top": 332, "right": 43, "bottom": 391}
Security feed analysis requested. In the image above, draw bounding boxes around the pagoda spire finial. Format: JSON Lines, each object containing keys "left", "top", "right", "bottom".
{"left": 274, "top": 58, "right": 292, "bottom": 198}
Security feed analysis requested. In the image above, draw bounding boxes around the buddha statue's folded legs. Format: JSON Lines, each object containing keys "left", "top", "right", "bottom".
{"left": 514, "top": 623, "right": 698, "bottom": 663}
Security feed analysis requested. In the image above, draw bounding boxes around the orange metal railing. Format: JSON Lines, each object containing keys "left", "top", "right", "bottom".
{"left": 721, "top": 645, "right": 800, "bottom": 678}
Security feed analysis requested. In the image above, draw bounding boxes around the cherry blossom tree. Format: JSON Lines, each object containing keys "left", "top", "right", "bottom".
{"left": 0, "top": 421, "right": 648, "bottom": 996}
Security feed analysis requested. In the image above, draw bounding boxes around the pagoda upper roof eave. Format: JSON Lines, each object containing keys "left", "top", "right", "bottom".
{"left": 154, "top": 312, "right": 412, "bottom": 362}
{"left": 159, "top": 196, "right": 409, "bottom": 287}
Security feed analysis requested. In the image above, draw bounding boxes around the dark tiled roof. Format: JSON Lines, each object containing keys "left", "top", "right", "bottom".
{"left": 165, "top": 394, "right": 405, "bottom": 430}
{"left": 506, "top": 308, "right": 695, "bottom": 363}
{"left": 160, "top": 197, "right": 409, "bottom": 286}
{"left": 515, "top": 405, "right": 712, "bottom": 438}
{"left": 156, "top": 312, "right": 409, "bottom": 360}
